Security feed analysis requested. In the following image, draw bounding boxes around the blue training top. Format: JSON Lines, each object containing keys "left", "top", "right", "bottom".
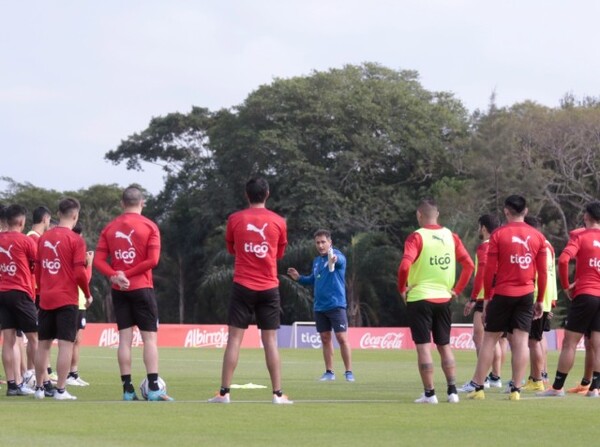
{"left": 298, "top": 248, "right": 347, "bottom": 312}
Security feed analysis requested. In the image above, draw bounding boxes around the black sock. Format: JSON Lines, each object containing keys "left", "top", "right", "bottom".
{"left": 424, "top": 389, "right": 435, "bottom": 397}
{"left": 43, "top": 380, "right": 53, "bottom": 391}
{"left": 68, "top": 371, "right": 79, "bottom": 379}
{"left": 273, "top": 389, "right": 283, "bottom": 397}
{"left": 326, "top": 370, "right": 334, "bottom": 374}
{"left": 56, "top": 387, "right": 65, "bottom": 394}
{"left": 510, "top": 384, "right": 521, "bottom": 393}
{"left": 581, "top": 378, "right": 591, "bottom": 386}
{"left": 488, "top": 373, "right": 500, "bottom": 381}
{"left": 147, "top": 373, "right": 159, "bottom": 391}
{"left": 589, "top": 372, "right": 600, "bottom": 391}
{"left": 541, "top": 371, "right": 548, "bottom": 380}
{"left": 470, "top": 381, "right": 484, "bottom": 392}
{"left": 47, "top": 367, "right": 53, "bottom": 375}
{"left": 219, "top": 387, "right": 230, "bottom": 396}
{"left": 121, "top": 375, "right": 135, "bottom": 393}
{"left": 7, "top": 380, "right": 17, "bottom": 390}
{"left": 553, "top": 371, "right": 568, "bottom": 390}
{"left": 447, "top": 384, "right": 457, "bottom": 395}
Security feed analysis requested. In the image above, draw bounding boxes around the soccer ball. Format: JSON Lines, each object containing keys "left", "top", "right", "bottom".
{"left": 139, "top": 377, "right": 167, "bottom": 400}
{"left": 23, "top": 370, "right": 36, "bottom": 389}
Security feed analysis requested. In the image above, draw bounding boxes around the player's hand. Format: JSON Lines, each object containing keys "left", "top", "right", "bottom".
{"left": 551, "top": 300, "right": 557, "bottom": 308}
{"left": 85, "top": 250, "right": 95, "bottom": 267}
{"left": 464, "top": 301, "right": 475, "bottom": 317}
{"left": 111, "top": 271, "right": 130, "bottom": 290}
{"left": 287, "top": 268, "right": 300, "bottom": 281}
{"left": 400, "top": 291, "right": 407, "bottom": 305}
{"left": 85, "top": 295, "right": 93, "bottom": 309}
{"left": 533, "top": 302, "right": 544, "bottom": 320}
{"left": 565, "top": 282, "right": 576, "bottom": 300}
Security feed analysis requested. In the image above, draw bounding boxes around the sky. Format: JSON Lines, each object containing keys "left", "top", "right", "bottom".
{"left": 1, "top": 0, "right": 599, "bottom": 195}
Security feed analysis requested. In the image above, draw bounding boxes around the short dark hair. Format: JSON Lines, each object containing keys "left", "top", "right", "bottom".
{"left": 504, "top": 195, "right": 527, "bottom": 216}
{"left": 122, "top": 185, "right": 144, "bottom": 207}
{"left": 5, "top": 204, "right": 27, "bottom": 226}
{"left": 313, "top": 229, "right": 332, "bottom": 240}
{"left": 32, "top": 206, "right": 51, "bottom": 224}
{"left": 245, "top": 178, "right": 269, "bottom": 204}
{"left": 0, "top": 204, "right": 6, "bottom": 224}
{"left": 417, "top": 198, "right": 438, "bottom": 218}
{"left": 478, "top": 214, "right": 500, "bottom": 233}
{"left": 585, "top": 201, "right": 600, "bottom": 222}
{"left": 524, "top": 215, "right": 541, "bottom": 229}
{"left": 58, "top": 198, "right": 81, "bottom": 217}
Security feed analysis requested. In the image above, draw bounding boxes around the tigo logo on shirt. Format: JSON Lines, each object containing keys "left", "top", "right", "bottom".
{"left": 244, "top": 223, "right": 269, "bottom": 259}
{"left": 0, "top": 244, "right": 17, "bottom": 276}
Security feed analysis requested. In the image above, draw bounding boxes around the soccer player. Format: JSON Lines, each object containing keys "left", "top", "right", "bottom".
{"left": 287, "top": 229, "right": 354, "bottom": 382}
{"left": 0, "top": 205, "right": 38, "bottom": 396}
{"left": 562, "top": 227, "right": 594, "bottom": 394}
{"left": 94, "top": 185, "right": 172, "bottom": 401}
{"left": 522, "top": 216, "right": 557, "bottom": 392}
{"left": 539, "top": 201, "right": 600, "bottom": 397}
{"left": 25, "top": 205, "right": 54, "bottom": 385}
{"left": 35, "top": 198, "right": 92, "bottom": 400}
{"left": 460, "top": 214, "right": 506, "bottom": 392}
{"left": 66, "top": 222, "right": 93, "bottom": 387}
{"left": 208, "top": 177, "right": 292, "bottom": 404}
{"left": 397, "top": 198, "right": 474, "bottom": 404}
{"left": 466, "top": 195, "right": 547, "bottom": 401}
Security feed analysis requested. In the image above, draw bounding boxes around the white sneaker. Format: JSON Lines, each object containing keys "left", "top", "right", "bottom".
{"left": 484, "top": 377, "right": 490, "bottom": 389}
{"left": 458, "top": 382, "right": 476, "bottom": 393}
{"left": 34, "top": 388, "right": 45, "bottom": 400}
{"left": 414, "top": 394, "right": 438, "bottom": 404}
{"left": 272, "top": 394, "right": 293, "bottom": 404}
{"left": 208, "top": 393, "right": 230, "bottom": 403}
{"left": 53, "top": 390, "right": 77, "bottom": 400}
{"left": 17, "top": 383, "right": 35, "bottom": 395}
{"left": 66, "top": 376, "right": 89, "bottom": 386}
{"left": 488, "top": 378, "right": 502, "bottom": 388}
{"left": 447, "top": 393, "right": 459, "bottom": 403}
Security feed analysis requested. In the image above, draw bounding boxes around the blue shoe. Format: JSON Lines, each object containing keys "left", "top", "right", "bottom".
{"left": 319, "top": 371, "right": 336, "bottom": 381}
{"left": 344, "top": 371, "right": 355, "bottom": 382}
{"left": 123, "top": 391, "right": 139, "bottom": 401}
{"left": 147, "top": 389, "right": 174, "bottom": 401}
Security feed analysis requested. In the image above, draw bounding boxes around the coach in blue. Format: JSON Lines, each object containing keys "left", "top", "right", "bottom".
{"left": 287, "top": 229, "right": 355, "bottom": 382}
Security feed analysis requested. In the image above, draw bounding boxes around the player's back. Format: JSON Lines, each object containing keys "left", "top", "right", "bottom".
{"left": 38, "top": 226, "right": 86, "bottom": 309}
{"left": 226, "top": 207, "right": 287, "bottom": 291}
{"left": 491, "top": 222, "right": 546, "bottom": 296}
{"left": 0, "top": 231, "right": 36, "bottom": 297}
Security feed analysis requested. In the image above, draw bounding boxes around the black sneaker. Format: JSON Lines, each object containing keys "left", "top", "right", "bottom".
{"left": 44, "top": 385, "right": 55, "bottom": 397}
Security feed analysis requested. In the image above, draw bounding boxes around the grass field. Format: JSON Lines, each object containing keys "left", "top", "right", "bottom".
{"left": 0, "top": 347, "right": 595, "bottom": 446}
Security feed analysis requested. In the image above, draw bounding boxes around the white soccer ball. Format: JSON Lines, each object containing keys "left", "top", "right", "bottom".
{"left": 23, "top": 370, "right": 36, "bottom": 389}
{"left": 139, "top": 377, "right": 167, "bottom": 400}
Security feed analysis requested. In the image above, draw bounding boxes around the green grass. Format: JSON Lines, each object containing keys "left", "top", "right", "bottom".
{"left": 0, "top": 347, "right": 594, "bottom": 446}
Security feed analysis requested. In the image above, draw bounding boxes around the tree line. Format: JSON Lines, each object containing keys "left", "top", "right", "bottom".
{"left": 2, "top": 63, "right": 599, "bottom": 327}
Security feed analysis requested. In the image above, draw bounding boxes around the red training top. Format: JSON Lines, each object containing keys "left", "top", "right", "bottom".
{"left": 226, "top": 207, "right": 287, "bottom": 291}
{"left": 36, "top": 226, "right": 90, "bottom": 310}
{"left": 397, "top": 224, "right": 474, "bottom": 301}
{"left": 94, "top": 213, "right": 161, "bottom": 291}
{"left": 483, "top": 222, "right": 547, "bottom": 301}
{"left": 471, "top": 240, "right": 490, "bottom": 300}
{"left": 558, "top": 228, "right": 600, "bottom": 297}
{"left": 0, "top": 231, "right": 37, "bottom": 298}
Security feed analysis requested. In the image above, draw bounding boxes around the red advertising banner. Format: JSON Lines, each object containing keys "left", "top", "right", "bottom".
{"left": 77, "top": 324, "right": 569, "bottom": 350}
{"left": 80, "top": 324, "right": 261, "bottom": 348}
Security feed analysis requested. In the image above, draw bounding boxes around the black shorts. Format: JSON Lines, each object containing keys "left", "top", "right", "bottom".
{"left": 564, "top": 295, "right": 600, "bottom": 334}
{"left": 407, "top": 300, "right": 452, "bottom": 345}
{"left": 485, "top": 293, "right": 533, "bottom": 333}
{"left": 529, "top": 311, "right": 550, "bottom": 341}
{"left": 474, "top": 300, "right": 484, "bottom": 313}
{"left": 315, "top": 308, "right": 348, "bottom": 333}
{"left": 77, "top": 310, "right": 87, "bottom": 330}
{"left": 112, "top": 288, "right": 158, "bottom": 332}
{"left": 38, "top": 305, "right": 78, "bottom": 342}
{"left": 228, "top": 282, "right": 281, "bottom": 330}
{"left": 0, "top": 290, "right": 38, "bottom": 333}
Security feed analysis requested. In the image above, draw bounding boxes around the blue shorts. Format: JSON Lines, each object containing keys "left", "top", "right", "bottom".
{"left": 315, "top": 308, "right": 348, "bottom": 333}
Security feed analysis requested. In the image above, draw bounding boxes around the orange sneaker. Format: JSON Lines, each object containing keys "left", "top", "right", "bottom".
{"left": 567, "top": 383, "right": 590, "bottom": 394}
